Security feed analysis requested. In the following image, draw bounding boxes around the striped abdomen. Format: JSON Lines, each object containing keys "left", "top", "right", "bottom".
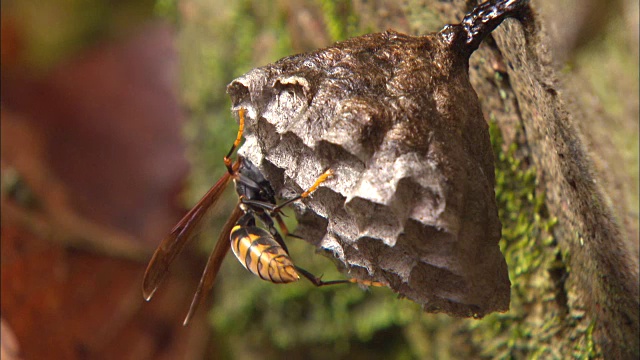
{"left": 230, "top": 225, "right": 299, "bottom": 283}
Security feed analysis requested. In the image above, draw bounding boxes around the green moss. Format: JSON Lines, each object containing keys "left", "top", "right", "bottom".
{"left": 466, "top": 120, "right": 561, "bottom": 358}
{"left": 463, "top": 120, "right": 604, "bottom": 359}
{"left": 318, "top": 0, "right": 360, "bottom": 41}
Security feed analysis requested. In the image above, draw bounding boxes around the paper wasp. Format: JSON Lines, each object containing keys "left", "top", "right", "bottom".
{"left": 142, "top": 108, "right": 382, "bottom": 325}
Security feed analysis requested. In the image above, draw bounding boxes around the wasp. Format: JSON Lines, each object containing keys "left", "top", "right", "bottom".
{"left": 142, "top": 108, "right": 382, "bottom": 325}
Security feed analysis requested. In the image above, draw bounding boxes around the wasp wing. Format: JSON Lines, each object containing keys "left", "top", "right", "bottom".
{"left": 142, "top": 172, "right": 232, "bottom": 301}
{"left": 183, "top": 203, "right": 243, "bottom": 325}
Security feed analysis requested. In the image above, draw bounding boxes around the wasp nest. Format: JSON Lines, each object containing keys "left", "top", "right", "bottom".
{"left": 227, "top": 0, "right": 529, "bottom": 317}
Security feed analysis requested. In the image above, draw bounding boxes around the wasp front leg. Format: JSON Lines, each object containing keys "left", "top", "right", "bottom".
{"left": 224, "top": 108, "right": 246, "bottom": 174}
{"left": 271, "top": 168, "right": 335, "bottom": 213}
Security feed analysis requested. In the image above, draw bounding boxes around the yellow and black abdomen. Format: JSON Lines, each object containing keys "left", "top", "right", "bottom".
{"left": 230, "top": 225, "right": 300, "bottom": 283}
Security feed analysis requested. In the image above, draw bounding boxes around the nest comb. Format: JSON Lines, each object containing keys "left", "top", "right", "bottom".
{"left": 227, "top": 0, "right": 530, "bottom": 317}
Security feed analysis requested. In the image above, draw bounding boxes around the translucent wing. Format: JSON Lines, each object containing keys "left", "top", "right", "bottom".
{"left": 183, "top": 203, "right": 243, "bottom": 325}
{"left": 142, "top": 172, "right": 232, "bottom": 301}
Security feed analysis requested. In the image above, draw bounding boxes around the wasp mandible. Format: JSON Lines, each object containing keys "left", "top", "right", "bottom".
{"left": 142, "top": 108, "right": 382, "bottom": 326}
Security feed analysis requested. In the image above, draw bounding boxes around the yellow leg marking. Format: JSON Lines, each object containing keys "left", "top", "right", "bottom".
{"left": 271, "top": 168, "right": 335, "bottom": 214}
{"left": 348, "top": 278, "right": 387, "bottom": 287}
{"left": 301, "top": 169, "right": 334, "bottom": 198}
{"left": 224, "top": 108, "right": 246, "bottom": 171}
{"left": 233, "top": 108, "right": 246, "bottom": 149}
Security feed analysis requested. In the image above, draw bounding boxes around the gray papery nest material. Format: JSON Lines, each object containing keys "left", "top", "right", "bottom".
{"left": 228, "top": 0, "right": 530, "bottom": 317}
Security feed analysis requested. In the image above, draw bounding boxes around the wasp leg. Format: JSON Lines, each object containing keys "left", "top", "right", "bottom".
{"left": 239, "top": 198, "right": 304, "bottom": 241}
{"left": 295, "top": 266, "right": 349, "bottom": 286}
{"left": 295, "top": 266, "right": 386, "bottom": 287}
{"left": 240, "top": 198, "right": 278, "bottom": 212}
{"left": 224, "top": 108, "right": 246, "bottom": 174}
{"left": 255, "top": 211, "right": 290, "bottom": 254}
{"left": 273, "top": 213, "right": 303, "bottom": 239}
{"left": 298, "top": 168, "right": 334, "bottom": 198}
{"left": 271, "top": 169, "right": 334, "bottom": 213}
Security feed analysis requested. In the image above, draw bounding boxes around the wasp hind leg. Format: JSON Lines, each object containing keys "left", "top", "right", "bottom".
{"left": 273, "top": 213, "right": 303, "bottom": 240}
{"left": 295, "top": 266, "right": 385, "bottom": 287}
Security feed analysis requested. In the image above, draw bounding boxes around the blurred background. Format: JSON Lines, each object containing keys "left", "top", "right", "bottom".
{"left": 1, "top": 0, "right": 637, "bottom": 359}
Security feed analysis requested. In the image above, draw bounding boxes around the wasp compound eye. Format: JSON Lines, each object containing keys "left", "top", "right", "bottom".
{"left": 228, "top": 0, "right": 531, "bottom": 317}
